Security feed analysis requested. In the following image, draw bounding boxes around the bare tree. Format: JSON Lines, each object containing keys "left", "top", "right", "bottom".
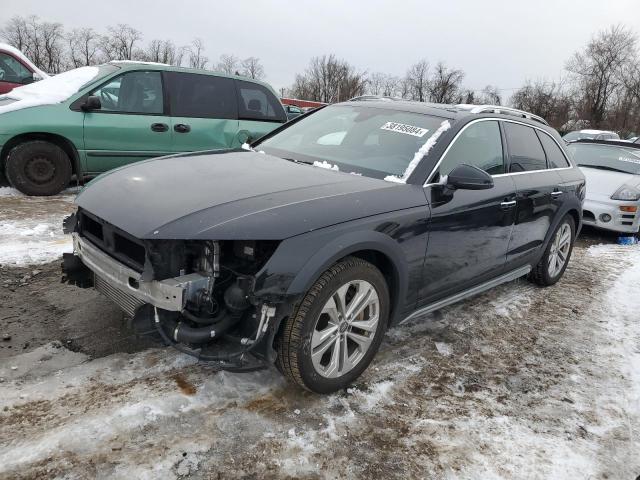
{"left": 144, "top": 39, "right": 185, "bottom": 66}
{"left": 101, "top": 24, "right": 142, "bottom": 60}
{"left": 367, "top": 72, "right": 386, "bottom": 95}
{"left": 510, "top": 80, "right": 572, "bottom": 129}
{"left": 1, "top": 16, "right": 29, "bottom": 52}
{"left": 382, "top": 75, "right": 400, "bottom": 97}
{"left": 428, "top": 62, "right": 464, "bottom": 103}
{"left": 217, "top": 54, "right": 239, "bottom": 75}
{"left": 67, "top": 28, "right": 100, "bottom": 67}
{"left": 241, "top": 56, "right": 264, "bottom": 79}
{"left": 187, "top": 38, "right": 208, "bottom": 69}
{"left": 405, "top": 60, "right": 429, "bottom": 101}
{"left": 566, "top": 25, "right": 637, "bottom": 127}
{"left": 289, "top": 54, "right": 366, "bottom": 103}
{"left": 479, "top": 85, "right": 502, "bottom": 105}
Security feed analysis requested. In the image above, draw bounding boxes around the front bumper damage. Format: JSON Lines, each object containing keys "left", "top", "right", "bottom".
{"left": 63, "top": 231, "right": 290, "bottom": 371}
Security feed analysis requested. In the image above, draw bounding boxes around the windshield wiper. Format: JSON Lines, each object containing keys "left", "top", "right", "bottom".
{"left": 280, "top": 157, "right": 314, "bottom": 165}
{"left": 578, "top": 164, "right": 631, "bottom": 174}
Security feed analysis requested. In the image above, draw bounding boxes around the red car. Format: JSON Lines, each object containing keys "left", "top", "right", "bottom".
{"left": 0, "top": 43, "right": 47, "bottom": 94}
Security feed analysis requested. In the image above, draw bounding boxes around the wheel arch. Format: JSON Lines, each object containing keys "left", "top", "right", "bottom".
{"left": 1, "top": 132, "right": 82, "bottom": 182}
{"left": 279, "top": 231, "right": 409, "bottom": 326}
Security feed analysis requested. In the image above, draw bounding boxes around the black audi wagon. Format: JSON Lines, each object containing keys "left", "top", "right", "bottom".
{"left": 63, "top": 99, "right": 585, "bottom": 393}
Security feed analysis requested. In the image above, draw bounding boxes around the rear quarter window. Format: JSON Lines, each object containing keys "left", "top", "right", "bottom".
{"left": 536, "top": 131, "right": 571, "bottom": 168}
{"left": 236, "top": 79, "right": 286, "bottom": 122}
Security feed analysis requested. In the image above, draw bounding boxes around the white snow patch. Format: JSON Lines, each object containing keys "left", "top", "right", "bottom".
{"left": 434, "top": 342, "right": 452, "bottom": 356}
{"left": 0, "top": 66, "right": 99, "bottom": 114}
{"left": 0, "top": 43, "right": 49, "bottom": 79}
{"left": 313, "top": 160, "right": 339, "bottom": 171}
{"left": 384, "top": 119, "right": 451, "bottom": 184}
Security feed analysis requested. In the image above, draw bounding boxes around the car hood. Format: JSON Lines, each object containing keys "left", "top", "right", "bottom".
{"left": 75, "top": 151, "right": 427, "bottom": 240}
{"left": 579, "top": 166, "right": 639, "bottom": 197}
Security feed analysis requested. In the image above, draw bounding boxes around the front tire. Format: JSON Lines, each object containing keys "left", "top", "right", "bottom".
{"left": 5, "top": 140, "right": 72, "bottom": 196}
{"left": 276, "top": 257, "right": 390, "bottom": 393}
{"left": 529, "top": 215, "right": 575, "bottom": 286}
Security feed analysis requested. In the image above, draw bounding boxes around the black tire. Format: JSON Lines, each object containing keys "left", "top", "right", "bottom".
{"left": 529, "top": 214, "right": 576, "bottom": 286}
{"left": 5, "top": 140, "right": 72, "bottom": 196}
{"left": 276, "top": 256, "right": 390, "bottom": 393}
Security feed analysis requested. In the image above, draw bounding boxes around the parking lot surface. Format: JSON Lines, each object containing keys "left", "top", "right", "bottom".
{"left": 1, "top": 188, "right": 639, "bottom": 479}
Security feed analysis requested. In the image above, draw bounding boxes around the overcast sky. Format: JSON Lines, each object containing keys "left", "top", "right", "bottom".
{"left": 4, "top": 0, "right": 640, "bottom": 96}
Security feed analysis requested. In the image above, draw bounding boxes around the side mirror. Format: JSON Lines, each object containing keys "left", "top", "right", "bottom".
{"left": 82, "top": 95, "right": 102, "bottom": 111}
{"left": 446, "top": 164, "right": 494, "bottom": 190}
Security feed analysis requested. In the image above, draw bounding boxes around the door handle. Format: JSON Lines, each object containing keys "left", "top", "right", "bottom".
{"left": 551, "top": 190, "right": 563, "bottom": 198}
{"left": 174, "top": 123, "right": 191, "bottom": 133}
{"left": 151, "top": 123, "right": 169, "bottom": 132}
{"left": 500, "top": 200, "right": 517, "bottom": 210}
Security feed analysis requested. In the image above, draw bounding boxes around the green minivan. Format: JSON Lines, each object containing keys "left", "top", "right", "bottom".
{"left": 0, "top": 62, "right": 287, "bottom": 195}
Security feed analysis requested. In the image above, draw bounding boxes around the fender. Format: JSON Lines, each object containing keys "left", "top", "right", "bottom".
{"left": 254, "top": 228, "right": 412, "bottom": 326}
{"left": 534, "top": 199, "right": 583, "bottom": 266}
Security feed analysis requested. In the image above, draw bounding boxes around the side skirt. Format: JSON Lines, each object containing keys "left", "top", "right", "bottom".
{"left": 400, "top": 265, "right": 532, "bottom": 324}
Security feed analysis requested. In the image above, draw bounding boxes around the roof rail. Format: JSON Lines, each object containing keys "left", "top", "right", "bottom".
{"left": 456, "top": 104, "right": 549, "bottom": 126}
{"left": 349, "top": 95, "right": 402, "bottom": 102}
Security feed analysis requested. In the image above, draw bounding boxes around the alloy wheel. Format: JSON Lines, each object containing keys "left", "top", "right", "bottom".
{"left": 548, "top": 222, "right": 571, "bottom": 278}
{"left": 310, "top": 280, "right": 380, "bottom": 378}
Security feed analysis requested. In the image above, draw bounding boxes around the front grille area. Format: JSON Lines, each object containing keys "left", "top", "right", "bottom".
{"left": 95, "top": 274, "right": 145, "bottom": 317}
{"left": 77, "top": 209, "right": 147, "bottom": 271}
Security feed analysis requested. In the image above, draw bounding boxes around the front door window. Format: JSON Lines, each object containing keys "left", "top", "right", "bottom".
{"left": 90, "top": 71, "right": 164, "bottom": 114}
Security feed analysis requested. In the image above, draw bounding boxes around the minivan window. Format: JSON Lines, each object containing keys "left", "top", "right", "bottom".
{"left": 537, "top": 131, "right": 570, "bottom": 169}
{"left": 437, "top": 120, "right": 504, "bottom": 177}
{"left": 91, "top": 71, "right": 163, "bottom": 114}
{"left": 236, "top": 80, "right": 286, "bottom": 122}
{"left": 504, "top": 122, "right": 547, "bottom": 172}
{"left": 167, "top": 72, "right": 237, "bottom": 119}
{"left": 0, "top": 53, "right": 32, "bottom": 84}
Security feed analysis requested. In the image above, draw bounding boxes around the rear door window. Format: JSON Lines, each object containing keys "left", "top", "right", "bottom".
{"left": 236, "top": 80, "right": 286, "bottom": 122}
{"left": 504, "top": 122, "right": 547, "bottom": 172}
{"left": 536, "top": 131, "right": 570, "bottom": 168}
{"left": 166, "top": 72, "right": 237, "bottom": 119}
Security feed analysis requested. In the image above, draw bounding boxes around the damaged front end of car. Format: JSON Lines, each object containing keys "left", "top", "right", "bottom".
{"left": 62, "top": 209, "right": 294, "bottom": 371}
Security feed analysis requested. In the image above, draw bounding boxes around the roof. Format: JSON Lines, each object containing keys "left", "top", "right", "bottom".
{"left": 338, "top": 98, "right": 551, "bottom": 129}
{"left": 108, "top": 61, "right": 277, "bottom": 92}
{"left": 579, "top": 129, "right": 617, "bottom": 135}
{"left": 569, "top": 139, "right": 640, "bottom": 149}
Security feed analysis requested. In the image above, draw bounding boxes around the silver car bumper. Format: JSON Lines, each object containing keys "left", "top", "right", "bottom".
{"left": 582, "top": 198, "right": 640, "bottom": 234}
{"left": 73, "top": 233, "right": 209, "bottom": 315}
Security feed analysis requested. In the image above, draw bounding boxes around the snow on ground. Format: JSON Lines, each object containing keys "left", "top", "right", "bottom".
{"left": 0, "top": 187, "right": 77, "bottom": 266}
{"left": 1, "top": 192, "right": 639, "bottom": 478}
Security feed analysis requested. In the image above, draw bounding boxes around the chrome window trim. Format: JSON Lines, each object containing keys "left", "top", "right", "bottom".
{"left": 423, "top": 117, "right": 574, "bottom": 187}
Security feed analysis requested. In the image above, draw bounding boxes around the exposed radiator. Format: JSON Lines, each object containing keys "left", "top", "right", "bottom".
{"left": 94, "top": 274, "right": 145, "bottom": 317}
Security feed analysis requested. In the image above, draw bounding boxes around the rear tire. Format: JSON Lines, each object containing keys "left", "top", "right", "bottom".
{"left": 5, "top": 140, "right": 72, "bottom": 196}
{"left": 529, "top": 215, "right": 575, "bottom": 286}
{"left": 276, "top": 256, "right": 389, "bottom": 393}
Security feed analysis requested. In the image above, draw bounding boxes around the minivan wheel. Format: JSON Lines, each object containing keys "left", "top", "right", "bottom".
{"left": 5, "top": 140, "right": 72, "bottom": 196}
{"left": 529, "top": 215, "right": 575, "bottom": 286}
{"left": 276, "top": 256, "right": 389, "bottom": 393}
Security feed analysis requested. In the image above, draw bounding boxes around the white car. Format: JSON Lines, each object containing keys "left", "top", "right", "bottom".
{"left": 563, "top": 129, "right": 620, "bottom": 142}
{"left": 567, "top": 140, "right": 640, "bottom": 234}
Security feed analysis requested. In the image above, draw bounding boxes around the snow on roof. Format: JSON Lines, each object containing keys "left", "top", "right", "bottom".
{"left": 0, "top": 66, "right": 99, "bottom": 115}
{"left": 580, "top": 129, "right": 616, "bottom": 134}
{"left": 0, "top": 42, "right": 49, "bottom": 79}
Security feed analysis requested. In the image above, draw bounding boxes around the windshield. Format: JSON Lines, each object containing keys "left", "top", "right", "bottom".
{"left": 567, "top": 143, "right": 640, "bottom": 175}
{"left": 257, "top": 104, "right": 450, "bottom": 179}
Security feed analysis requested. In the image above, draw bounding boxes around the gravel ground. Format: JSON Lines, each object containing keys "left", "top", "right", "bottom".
{"left": 1, "top": 189, "right": 639, "bottom": 480}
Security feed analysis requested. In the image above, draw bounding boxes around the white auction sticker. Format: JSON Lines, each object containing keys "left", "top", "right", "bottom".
{"left": 380, "top": 122, "right": 429, "bottom": 137}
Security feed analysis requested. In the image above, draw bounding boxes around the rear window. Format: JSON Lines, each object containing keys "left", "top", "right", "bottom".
{"left": 167, "top": 72, "right": 237, "bottom": 119}
{"left": 504, "top": 122, "right": 547, "bottom": 172}
{"left": 567, "top": 143, "right": 640, "bottom": 175}
{"left": 537, "top": 131, "right": 570, "bottom": 168}
{"left": 236, "top": 79, "right": 286, "bottom": 122}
